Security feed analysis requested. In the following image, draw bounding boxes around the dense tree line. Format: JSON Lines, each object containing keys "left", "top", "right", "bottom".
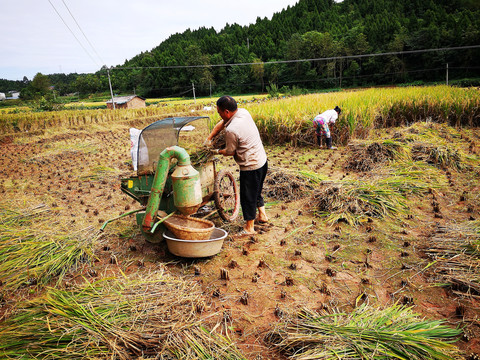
{"left": 2, "top": 0, "right": 479, "bottom": 98}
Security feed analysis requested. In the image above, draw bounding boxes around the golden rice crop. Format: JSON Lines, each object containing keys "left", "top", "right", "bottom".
{"left": 2, "top": 86, "right": 478, "bottom": 147}
{"left": 246, "top": 85, "right": 480, "bottom": 145}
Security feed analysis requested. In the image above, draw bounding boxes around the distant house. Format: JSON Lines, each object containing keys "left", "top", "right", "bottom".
{"left": 7, "top": 91, "right": 20, "bottom": 100}
{"left": 0, "top": 93, "right": 5, "bottom": 101}
{"left": 106, "top": 95, "right": 145, "bottom": 110}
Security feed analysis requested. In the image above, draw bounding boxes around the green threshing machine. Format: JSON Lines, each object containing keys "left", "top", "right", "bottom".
{"left": 102, "top": 116, "right": 240, "bottom": 242}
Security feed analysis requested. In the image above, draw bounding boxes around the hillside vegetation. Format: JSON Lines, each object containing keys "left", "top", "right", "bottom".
{"left": 1, "top": 0, "right": 479, "bottom": 99}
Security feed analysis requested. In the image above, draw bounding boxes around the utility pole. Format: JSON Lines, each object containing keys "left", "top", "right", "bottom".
{"left": 192, "top": 82, "right": 196, "bottom": 104}
{"left": 107, "top": 67, "right": 116, "bottom": 110}
{"left": 446, "top": 63, "right": 449, "bottom": 86}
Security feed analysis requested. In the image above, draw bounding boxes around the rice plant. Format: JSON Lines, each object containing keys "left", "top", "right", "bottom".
{"left": 2, "top": 86, "right": 478, "bottom": 147}
{"left": 246, "top": 85, "right": 480, "bottom": 146}
{"left": 312, "top": 176, "right": 429, "bottom": 225}
{"left": 266, "top": 303, "right": 462, "bottom": 360}
{"left": 0, "top": 203, "right": 97, "bottom": 290}
{"left": 411, "top": 143, "right": 465, "bottom": 170}
{"left": 0, "top": 273, "right": 247, "bottom": 360}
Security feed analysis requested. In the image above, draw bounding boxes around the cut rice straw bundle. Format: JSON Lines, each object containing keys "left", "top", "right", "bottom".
{"left": 266, "top": 303, "right": 462, "bottom": 360}
{"left": 0, "top": 203, "right": 98, "bottom": 291}
{"left": 189, "top": 131, "right": 226, "bottom": 167}
{"left": 189, "top": 145, "right": 215, "bottom": 167}
{"left": 312, "top": 179, "right": 411, "bottom": 225}
{"left": 0, "top": 273, "right": 247, "bottom": 360}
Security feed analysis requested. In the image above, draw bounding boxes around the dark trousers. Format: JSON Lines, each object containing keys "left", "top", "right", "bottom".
{"left": 317, "top": 135, "right": 332, "bottom": 148}
{"left": 239, "top": 161, "right": 268, "bottom": 221}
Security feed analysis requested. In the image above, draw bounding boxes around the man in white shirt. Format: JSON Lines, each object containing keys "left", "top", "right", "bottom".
{"left": 206, "top": 96, "right": 268, "bottom": 235}
{"left": 313, "top": 106, "right": 341, "bottom": 149}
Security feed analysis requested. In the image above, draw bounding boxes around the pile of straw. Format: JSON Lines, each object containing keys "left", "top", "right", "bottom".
{"left": 411, "top": 143, "right": 464, "bottom": 170}
{"left": 344, "top": 140, "right": 403, "bottom": 172}
{"left": 263, "top": 167, "right": 322, "bottom": 202}
{"left": 311, "top": 176, "right": 429, "bottom": 225}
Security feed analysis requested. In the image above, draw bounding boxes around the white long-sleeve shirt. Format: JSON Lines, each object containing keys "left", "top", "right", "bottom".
{"left": 315, "top": 109, "right": 338, "bottom": 124}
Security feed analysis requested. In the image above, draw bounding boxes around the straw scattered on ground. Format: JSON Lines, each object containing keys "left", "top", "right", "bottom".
{"left": 422, "top": 223, "right": 480, "bottom": 298}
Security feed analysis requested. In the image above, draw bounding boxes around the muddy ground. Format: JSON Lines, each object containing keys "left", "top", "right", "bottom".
{"left": 0, "top": 118, "right": 479, "bottom": 359}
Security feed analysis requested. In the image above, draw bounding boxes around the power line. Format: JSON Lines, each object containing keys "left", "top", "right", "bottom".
{"left": 112, "top": 44, "right": 480, "bottom": 71}
{"left": 117, "top": 65, "right": 479, "bottom": 97}
{"left": 47, "top": 0, "right": 100, "bottom": 68}
{"left": 61, "top": 0, "right": 105, "bottom": 65}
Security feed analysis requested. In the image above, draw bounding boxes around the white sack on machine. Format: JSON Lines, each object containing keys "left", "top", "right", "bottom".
{"left": 130, "top": 128, "right": 150, "bottom": 171}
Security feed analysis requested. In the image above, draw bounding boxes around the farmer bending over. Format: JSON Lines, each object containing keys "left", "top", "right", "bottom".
{"left": 313, "top": 106, "right": 341, "bottom": 150}
{"left": 205, "top": 95, "right": 268, "bottom": 235}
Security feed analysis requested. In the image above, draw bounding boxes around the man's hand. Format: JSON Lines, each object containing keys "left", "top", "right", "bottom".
{"left": 210, "top": 148, "right": 220, "bottom": 154}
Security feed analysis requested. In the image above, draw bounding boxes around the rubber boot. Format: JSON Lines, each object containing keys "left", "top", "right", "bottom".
{"left": 326, "top": 137, "right": 332, "bottom": 149}
{"left": 326, "top": 137, "right": 337, "bottom": 150}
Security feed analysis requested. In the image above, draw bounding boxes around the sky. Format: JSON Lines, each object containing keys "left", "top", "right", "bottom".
{"left": 0, "top": 0, "right": 301, "bottom": 81}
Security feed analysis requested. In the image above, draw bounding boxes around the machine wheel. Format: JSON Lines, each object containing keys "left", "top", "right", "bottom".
{"left": 214, "top": 169, "right": 240, "bottom": 222}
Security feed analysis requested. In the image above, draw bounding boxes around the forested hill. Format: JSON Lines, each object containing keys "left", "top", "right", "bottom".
{"left": 3, "top": 0, "right": 479, "bottom": 98}
{"left": 112, "top": 0, "right": 479, "bottom": 96}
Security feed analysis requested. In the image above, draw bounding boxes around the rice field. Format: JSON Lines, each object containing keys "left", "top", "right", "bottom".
{"left": 245, "top": 85, "right": 480, "bottom": 145}
{"left": 0, "top": 86, "right": 479, "bottom": 359}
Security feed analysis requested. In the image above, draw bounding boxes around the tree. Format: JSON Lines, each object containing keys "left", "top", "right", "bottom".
{"left": 185, "top": 44, "right": 214, "bottom": 95}
{"left": 14, "top": 0, "right": 480, "bottom": 95}
{"left": 301, "top": 31, "right": 337, "bottom": 79}
{"left": 73, "top": 74, "right": 101, "bottom": 95}
{"left": 20, "top": 73, "right": 50, "bottom": 100}
{"left": 31, "top": 73, "right": 51, "bottom": 95}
